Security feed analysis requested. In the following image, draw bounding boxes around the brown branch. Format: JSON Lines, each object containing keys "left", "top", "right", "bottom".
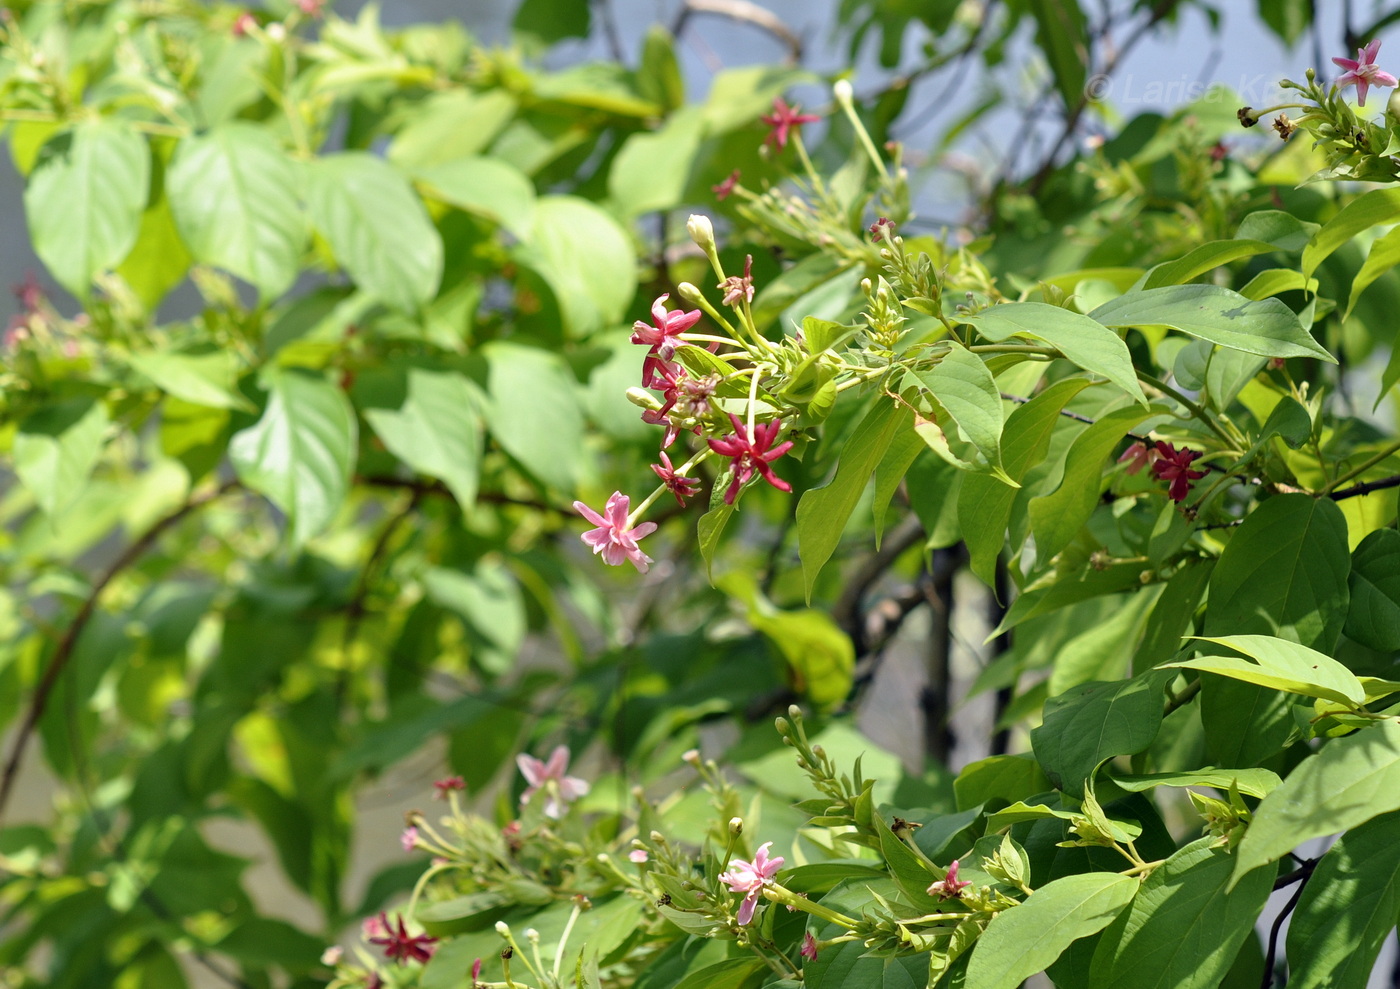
{"left": 1328, "top": 473, "right": 1400, "bottom": 501}
{"left": 672, "top": 0, "right": 803, "bottom": 65}
{"left": 832, "top": 513, "right": 927, "bottom": 653}
{"left": 355, "top": 474, "right": 573, "bottom": 516}
{"left": 0, "top": 479, "right": 240, "bottom": 824}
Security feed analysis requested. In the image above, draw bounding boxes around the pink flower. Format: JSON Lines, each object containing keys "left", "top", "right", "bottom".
{"left": 433, "top": 776, "right": 465, "bottom": 799}
{"left": 400, "top": 826, "right": 419, "bottom": 852}
{"left": 869, "top": 217, "right": 896, "bottom": 242}
{"left": 1333, "top": 39, "right": 1397, "bottom": 106}
{"left": 712, "top": 169, "right": 740, "bottom": 200}
{"left": 719, "top": 255, "right": 755, "bottom": 307}
{"left": 629, "top": 849, "right": 649, "bottom": 863}
{"left": 927, "top": 859, "right": 972, "bottom": 899}
{"left": 719, "top": 841, "right": 784, "bottom": 925}
{"left": 362, "top": 915, "right": 388, "bottom": 939}
{"left": 367, "top": 912, "right": 437, "bottom": 965}
{"left": 573, "top": 492, "right": 658, "bottom": 572}
{"left": 762, "top": 98, "right": 820, "bottom": 151}
{"left": 296, "top": 0, "right": 325, "bottom": 15}
{"left": 800, "top": 932, "right": 819, "bottom": 961}
{"left": 231, "top": 11, "right": 257, "bottom": 36}
{"left": 1117, "top": 441, "right": 1159, "bottom": 476}
{"left": 1152, "top": 441, "right": 1207, "bottom": 503}
{"left": 517, "top": 745, "right": 590, "bottom": 819}
{"left": 632, "top": 293, "right": 702, "bottom": 366}
{"left": 651, "top": 451, "right": 702, "bottom": 506}
{"left": 707, "top": 414, "right": 794, "bottom": 504}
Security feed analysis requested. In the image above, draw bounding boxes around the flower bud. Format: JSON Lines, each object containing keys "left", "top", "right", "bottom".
{"left": 627, "top": 386, "right": 663, "bottom": 410}
{"left": 774, "top": 716, "right": 791, "bottom": 735}
{"left": 682, "top": 748, "right": 701, "bottom": 766}
{"left": 495, "top": 921, "right": 511, "bottom": 936}
{"left": 687, "top": 214, "right": 716, "bottom": 254}
{"left": 677, "top": 281, "right": 705, "bottom": 306}
{"left": 788, "top": 704, "right": 802, "bottom": 719}
{"left": 833, "top": 78, "right": 854, "bottom": 109}
{"left": 729, "top": 817, "right": 744, "bottom": 834}
{"left": 1389, "top": 88, "right": 1400, "bottom": 123}
{"left": 525, "top": 928, "right": 540, "bottom": 944}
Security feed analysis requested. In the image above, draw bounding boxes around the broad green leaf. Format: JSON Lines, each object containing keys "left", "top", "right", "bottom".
{"left": 797, "top": 398, "right": 907, "bottom": 598}
{"left": 1203, "top": 494, "right": 1351, "bottom": 651}
{"left": 1302, "top": 187, "right": 1400, "bottom": 278}
{"left": 1238, "top": 268, "right": 1316, "bottom": 300}
{"left": 128, "top": 348, "right": 253, "bottom": 412}
{"left": 608, "top": 107, "right": 704, "bottom": 218}
{"left": 965, "top": 873, "right": 1138, "bottom": 989}
{"left": 1344, "top": 224, "right": 1400, "bottom": 320}
{"left": 513, "top": 0, "right": 591, "bottom": 49}
{"left": 958, "top": 302, "right": 1145, "bottom": 404}
{"left": 1090, "top": 285, "right": 1334, "bottom": 362}
{"left": 1027, "top": 405, "right": 1160, "bottom": 562}
{"left": 306, "top": 152, "right": 443, "bottom": 312}
{"left": 1090, "top": 837, "right": 1276, "bottom": 989}
{"left": 872, "top": 429, "right": 924, "bottom": 544}
{"left": 672, "top": 959, "right": 768, "bottom": 989}
{"left": 1232, "top": 719, "right": 1400, "bottom": 884}
{"left": 166, "top": 125, "right": 305, "bottom": 301}
{"left": 514, "top": 196, "right": 638, "bottom": 337}
{"left": 637, "top": 25, "right": 685, "bottom": 113}
{"left": 422, "top": 562, "right": 524, "bottom": 676}
{"left": 907, "top": 344, "right": 1012, "bottom": 481}
{"left": 804, "top": 877, "right": 932, "bottom": 989}
{"left": 483, "top": 343, "right": 584, "bottom": 492}
{"left": 1165, "top": 634, "right": 1367, "bottom": 707}
{"left": 14, "top": 398, "right": 110, "bottom": 518}
{"left": 388, "top": 89, "right": 517, "bottom": 169}
{"left": 228, "top": 368, "right": 357, "bottom": 545}
{"left": 960, "top": 378, "right": 1095, "bottom": 585}
{"left": 1258, "top": 0, "right": 1311, "bottom": 45}
{"left": 1029, "top": 0, "right": 1089, "bottom": 111}
{"left": 363, "top": 367, "right": 483, "bottom": 509}
{"left": 697, "top": 502, "right": 736, "bottom": 577}
{"left": 116, "top": 179, "right": 193, "bottom": 311}
{"left": 1141, "top": 240, "right": 1278, "bottom": 290}
{"left": 954, "top": 753, "right": 1050, "bottom": 811}
{"left": 1284, "top": 812, "right": 1400, "bottom": 989}
{"left": 1344, "top": 529, "right": 1400, "bottom": 652}
{"left": 413, "top": 156, "right": 536, "bottom": 238}
{"left": 1030, "top": 670, "right": 1173, "bottom": 797}
{"left": 1106, "top": 767, "right": 1281, "bottom": 799}
{"left": 1235, "top": 210, "right": 1318, "bottom": 251}
{"left": 24, "top": 121, "right": 150, "bottom": 299}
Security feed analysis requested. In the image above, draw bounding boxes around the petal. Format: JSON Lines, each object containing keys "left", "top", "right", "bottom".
{"left": 517, "top": 755, "right": 545, "bottom": 786}
{"left": 1378, "top": 70, "right": 1399, "bottom": 87}
{"left": 650, "top": 294, "right": 671, "bottom": 327}
{"left": 756, "top": 463, "right": 793, "bottom": 493}
{"left": 627, "top": 547, "right": 654, "bottom": 573}
{"left": 580, "top": 528, "right": 612, "bottom": 552}
{"left": 573, "top": 501, "right": 608, "bottom": 527}
{"left": 604, "top": 491, "right": 631, "bottom": 528}
{"left": 561, "top": 775, "right": 590, "bottom": 799}
{"left": 1334, "top": 57, "right": 1360, "bottom": 71}
{"left": 600, "top": 541, "right": 628, "bottom": 566}
{"left": 1358, "top": 78, "right": 1372, "bottom": 105}
{"left": 628, "top": 521, "right": 658, "bottom": 540}
{"left": 736, "top": 892, "right": 758, "bottom": 926}
{"left": 544, "top": 745, "right": 571, "bottom": 778}
{"left": 1363, "top": 39, "right": 1382, "bottom": 63}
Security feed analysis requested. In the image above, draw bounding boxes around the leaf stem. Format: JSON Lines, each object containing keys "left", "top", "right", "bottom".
{"left": 1319, "top": 439, "right": 1400, "bottom": 495}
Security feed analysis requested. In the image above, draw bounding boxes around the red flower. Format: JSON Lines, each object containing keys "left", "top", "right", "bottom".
{"left": 651, "top": 452, "right": 702, "bottom": 506}
{"left": 633, "top": 294, "right": 701, "bottom": 386}
{"left": 433, "top": 776, "right": 465, "bottom": 799}
{"left": 926, "top": 859, "right": 973, "bottom": 899}
{"left": 707, "top": 414, "right": 794, "bottom": 504}
{"left": 1152, "top": 441, "right": 1207, "bottom": 502}
{"left": 1117, "top": 441, "right": 1159, "bottom": 476}
{"left": 761, "top": 97, "right": 820, "bottom": 151}
{"left": 712, "top": 169, "right": 740, "bottom": 200}
{"left": 367, "top": 912, "right": 437, "bottom": 965}
{"left": 869, "top": 217, "right": 896, "bottom": 242}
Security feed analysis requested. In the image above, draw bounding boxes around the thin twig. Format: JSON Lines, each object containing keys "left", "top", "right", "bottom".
{"left": 0, "top": 479, "right": 240, "bottom": 823}
{"left": 1262, "top": 860, "right": 1313, "bottom": 988}
{"left": 671, "top": 0, "right": 803, "bottom": 64}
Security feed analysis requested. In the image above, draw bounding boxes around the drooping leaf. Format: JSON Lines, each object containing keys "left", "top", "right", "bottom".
{"left": 965, "top": 873, "right": 1138, "bottom": 989}
{"left": 1302, "top": 187, "right": 1400, "bottom": 278}
{"left": 483, "top": 342, "right": 584, "bottom": 492}
{"left": 608, "top": 107, "right": 704, "bottom": 218}
{"left": 24, "top": 121, "right": 150, "bottom": 299}
{"left": 14, "top": 398, "right": 111, "bottom": 519}
{"left": 907, "top": 344, "right": 1013, "bottom": 482}
{"left": 228, "top": 368, "right": 357, "bottom": 545}
{"left": 1141, "top": 240, "right": 1279, "bottom": 290}
{"left": 166, "top": 124, "right": 305, "bottom": 301}
{"left": 1090, "top": 285, "right": 1334, "bottom": 362}
{"left": 422, "top": 562, "right": 524, "bottom": 676}
{"left": 363, "top": 367, "right": 483, "bottom": 510}
{"left": 306, "top": 152, "right": 443, "bottom": 312}
{"left": 1344, "top": 529, "right": 1400, "bottom": 652}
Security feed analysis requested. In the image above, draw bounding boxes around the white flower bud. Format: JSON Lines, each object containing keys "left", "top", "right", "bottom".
{"left": 677, "top": 281, "right": 705, "bottom": 306}
{"left": 495, "top": 921, "right": 511, "bottom": 936}
{"left": 833, "top": 78, "right": 854, "bottom": 108}
{"left": 729, "top": 817, "right": 744, "bottom": 834}
{"left": 687, "top": 214, "right": 716, "bottom": 254}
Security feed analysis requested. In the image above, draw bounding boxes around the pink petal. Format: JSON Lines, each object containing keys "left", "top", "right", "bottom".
{"left": 1363, "top": 39, "right": 1382, "bottom": 63}
{"left": 580, "top": 528, "right": 612, "bottom": 553}
{"left": 604, "top": 491, "right": 630, "bottom": 529}
{"left": 600, "top": 540, "right": 628, "bottom": 566}
{"left": 517, "top": 754, "right": 545, "bottom": 786}
{"left": 650, "top": 294, "right": 671, "bottom": 327}
{"left": 625, "top": 546, "right": 654, "bottom": 573}
{"left": 544, "top": 745, "right": 570, "bottom": 779}
{"left": 736, "top": 891, "right": 758, "bottom": 925}
{"left": 573, "top": 501, "right": 608, "bottom": 527}
{"left": 1358, "top": 77, "right": 1372, "bottom": 105}
{"left": 629, "top": 521, "right": 658, "bottom": 539}
{"left": 1376, "top": 70, "right": 1398, "bottom": 87}
{"left": 1334, "top": 56, "right": 1360, "bottom": 71}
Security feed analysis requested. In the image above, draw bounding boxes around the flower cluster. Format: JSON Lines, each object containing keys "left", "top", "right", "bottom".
{"left": 719, "top": 841, "right": 784, "bottom": 925}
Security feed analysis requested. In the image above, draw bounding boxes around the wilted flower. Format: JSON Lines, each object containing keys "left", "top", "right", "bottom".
{"left": 762, "top": 97, "right": 821, "bottom": 151}
{"left": 708, "top": 414, "right": 795, "bottom": 504}
{"left": 719, "top": 255, "right": 755, "bottom": 307}
{"left": 517, "top": 745, "right": 590, "bottom": 818}
{"left": 712, "top": 169, "right": 740, "bottom": 200}
{"left": 1333, "top": 39, "right": 1397, "bottom": 106}
{"left": 574, "top": 492, "right": 658, "bottom": 573}
{"left": 927, "top": 859, "right": 972, "bottom": 899}
{"left": 433, "top": 776, "right": 465, "bottom": 799}
{"left": 719, "top": 841, "right": 785, "bottom": 925}
{"left": 800, "top": 932, "right": 819, "bottom": 961}
{"left": 1152, "top": 441, "right": 1208, "bottom": 502}
{"left": 651, "top": 451, "right": 702, "bottom": 506}
{"left": 367, "top": 912, "right": 437, "bottom": 965}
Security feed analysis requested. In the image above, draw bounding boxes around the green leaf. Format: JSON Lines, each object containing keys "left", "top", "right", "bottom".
{"left": 1238, "top": 268, "right": 1316, "bottom": 300}
{"left": 958, "top": 302, "right": 1146, "bottom": 404}
{"left": 608, "top": 107, "right": 704, "bottom": 218}
{"left": 483, "top": 342, "right": 584, "bottom": 492}
{"left": 1164, "top": 634, "right": 1367, "bottom": 707}
{"left": 1089, "top": 286, "right": 1335, "bottom": 362}
{"left": 965, "top": 873, "right": 1138, "bottom": 989}
{"left": 1203, "top": 494, "right": 1351, "bottom": 651}
{"left": 697, "top": 501, "right": 736, "bottom": 577}
{"left": 1106, "top": 767, "right": 1281, "bottom": 799}
{"left": 1343, "top": 224, "right": 1400, "bottom": 320}
{"left": 1257, "top": 0, "right": 1311, "bottom": 46}
{"left": 907, "top": 344, "right": 1013, "bottom": 482}
{"left": 1302, "top": 187, "right": 1400, "bottom": 279}
{"left": 116, "top": 176, "right": 193, "bottom": 311}
{"left": 412, "top": 156, "right": 536, "bottom": 238}
{"left": 388, "top": 89, "right": 517, "bottom": 170}
{"left": 513, "top": 0, "right": 591, "bottom": 49}
{"left": 1030, "top": 671, "right": 1173, "bottom": 797}
{"left": 24, "top": 121, "right": 150, "bottom": 299}
{"left": 363, "top": 367, "right": 483, "bottom": 509}
{"left": 166, "top": 124, "right": 305, "bottom": 301}
{"left": 797, "top": 397, "right": 907, "bottom": 599}
{"left": 1141, "top": 240, "right": 1278, "bottom": 290}
{"left": 306, "top": 152, "right": 443, "bottom": 312}
{"left": 1284, "top": 812, "right": 1400, "bottom": 989}
{"left": 959, "top": 378, "right": 1094, "bottom": 585}
{"left": 228, "top": 368, "right": 357, "bottom": 545}
{"left": 514, "top": 196, "right": 638, "bottom": 337}
{"left": 672, "top": 959, "right": 767, "bottom": 989}
{"left": 953, "top": 753, "right": 1050, "bottom": 811}
{"left": 128, "top": 348, "right": 254, "bottom": 412}
{"left": 1028, "top": 0, "right": 1089, "bottom": 111}
{"left": 1344, "top": 529, "right": 1400, "bottom": 652}
{"left": 14, "top": 398, "right": 110, "bottom": 518}
{"left": 1027, "top": 405, "right": 1160, "bottom": 562}
{"left": 1235, "top": 210, "right": 1318, "bottom": 251}
{"left": 1090, "top": 837, "right": 1276, "bottom": 989}
{"left": 422, "top": 562, "right": 524, "bottom": 676}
